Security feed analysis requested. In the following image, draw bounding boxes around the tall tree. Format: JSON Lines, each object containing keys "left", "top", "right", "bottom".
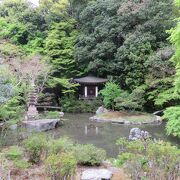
{"left": 75, "top": 0, "right": 175, "bottom": 90}
{"left": 169, "top": 0, "right": 180, "bottom": 92}
{"left": 162, "top": 0, "right": 180, "bottom": 138}
{"left": 44, "top": 19, "right": 79, "bottom": 92}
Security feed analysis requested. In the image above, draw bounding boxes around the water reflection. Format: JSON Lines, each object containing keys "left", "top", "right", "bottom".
{"left": 49, "top": 113, "right": 179, "bottom": 157}
{"left": 84, "top": 125, "right": 99, "bottom": 135}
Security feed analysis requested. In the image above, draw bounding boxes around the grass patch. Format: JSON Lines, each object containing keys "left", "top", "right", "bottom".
{"left": 97, "top": 111, "right": 156, "bottom": 123}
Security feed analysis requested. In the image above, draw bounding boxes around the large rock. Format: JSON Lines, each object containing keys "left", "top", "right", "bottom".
{"left": 81, "top": 169, "right": 112, "bottom": 180}
{"left": 59, "top": 111, "right": 64, "bottom": 117}
{"left": 9, "top": 124, "right": 18, "bottom": 130}
{"left": 153, "top": 110, "right": 164, "bottom": 116}
{"left": 22, "top": 119, "right": 60, "bottom": 132}
{"left": 129, "top": 128, "right": 150, "bottom": 140}
{"left": 96, "top": 106, "right": 108, "bottom": 115}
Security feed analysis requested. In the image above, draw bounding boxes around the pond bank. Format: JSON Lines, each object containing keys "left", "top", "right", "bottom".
{"left": 90, "top": 111, "right": 162, "bottom": 125}
{"left": 1, "top": 113, "right": 179, "bottom": 157}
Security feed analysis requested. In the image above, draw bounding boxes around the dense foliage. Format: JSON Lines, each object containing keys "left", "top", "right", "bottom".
{"left": 164, "top": 106, "right": 180, "bottom": 138}
{"left": 75, "top": 0, "right": 175, "bottom": 89}
{"left": 163, "top": 0, "right": 180, "bottom": 138}
{"left": 0, "top": 0, "right": 177, "bottom": 103}
{"left": 0, "top": 0, "right": 179, "bottom": 137}
{"left": 61, "top": 94, "right": 102, "bottom": 113}
{"left": 115, "top": 138, "right": 180, "bottom": 180}
{"left": 100, "top": 81, "right": 121, "bottom": 109}
{"left": 45, "top": 152, "right": 77, "bottom": 179}
{"left": 73, "top": 144, "right": 106, "bottom": 166}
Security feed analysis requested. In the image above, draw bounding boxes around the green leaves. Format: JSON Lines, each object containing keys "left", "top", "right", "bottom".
{"left": 115, "top": 87, "right": 146, "bottom": 111}
{"left": 73, "top": 144, "right": 106, "bottom": 166}
{"left": 75, "top": 0, "right": 175, "bottom": 90}
{"left": 0, "top": 96, "right": 24, "bottom": 122}
{"left": 100, "top": 81, "right": 122, "bottom": 109}
{"left": 44, "top": 20, "right": 79, "bottom": 92}
{"left": 163, "top": 106, "right": 180, "bottom": 138}
{"left": 115, "top": 138, "right": 180, "bottom": 179}
{"left": 160, "top": 0, "right": 180, "bottom": 139}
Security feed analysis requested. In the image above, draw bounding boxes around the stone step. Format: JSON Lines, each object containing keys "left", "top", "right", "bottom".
{"left": 22, "top": 119, "right": 61, "bottom": 132}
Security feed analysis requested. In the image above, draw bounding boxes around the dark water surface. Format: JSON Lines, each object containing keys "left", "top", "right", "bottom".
{"left": 1, "top": 113, "right": 179, "bottom": 157}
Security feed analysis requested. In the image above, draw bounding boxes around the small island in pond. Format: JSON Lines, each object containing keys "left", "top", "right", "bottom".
{"left": 90, "top": 111, "right": 162, "bottom": 125}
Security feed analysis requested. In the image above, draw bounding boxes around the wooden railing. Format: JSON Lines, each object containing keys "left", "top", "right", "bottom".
{"left": 36, "top": 105, "right": 62, "bottom": 111}
{"left": 79, "top": 95, "right": 97, "bottom": 100}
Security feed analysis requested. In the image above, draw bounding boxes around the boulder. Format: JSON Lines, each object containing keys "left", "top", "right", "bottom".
{"left": 96, "top": 106, "right": 108, "bottom": 115}
{"left": 81, "top": 169, "right": 112, "bottom": 180}
{"left": 22, "top": 119, "right": 60, "bottom": 132}
{"left": 0, "top": 123, "right": 4, "bottom": 128}
{"left": 153, "top": 110, "right": 164, "bottom": 116}
{"left": 9, "top": 124, "right": 18, "bottom": 130}
{"left": 129, "top": 128, "right": 150, "bottom": 140}
{"left": 59, "top": 112, "right": 64, "bottom": 117}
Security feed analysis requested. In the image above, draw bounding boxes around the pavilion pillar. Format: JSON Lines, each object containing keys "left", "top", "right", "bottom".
{"left": 85, "top": 86, "right": 88, "bottom": 97}
{"left": 95, "top": 86, "right": 98, "bottom": 97}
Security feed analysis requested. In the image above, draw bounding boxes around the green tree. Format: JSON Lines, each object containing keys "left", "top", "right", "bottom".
{"left": 45, "top": 19, "right": 79, "bottom": 92}
{"left": 0, "top": 65, "right": 24, "bottom": 122}
{"left": 115, "top": 87, "right": 146, "bottom": 111}
{"left": 169, "top": 0, "right": 180, "bottom": 93}
{"left": 0, "top": 0, "right": 46, "bottom": 51}
{"left": 163, "top": 106, "right": 180, "bottom": 138}
{"left": 75, "top": 0, "right": 175, "bottom": 90}
{"left": 163, "top": 0, "right": 180, "bottom": 138}
{"left": 39, "top": 0, "right": 72, "bottom": 23}
{"left": 100, "top": 81, "right": 121, "bottom": 109}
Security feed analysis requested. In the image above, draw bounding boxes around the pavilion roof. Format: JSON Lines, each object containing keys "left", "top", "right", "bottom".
{"left": 73, "top": 76, "right": 108, "bottom": 85}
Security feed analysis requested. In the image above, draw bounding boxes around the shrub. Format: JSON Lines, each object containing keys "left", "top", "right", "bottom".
{"left": 45, "top": 111, "right": 60, "bottom": 119}
{"left": 0, "top": 96, "right": 24, "bottom": 122}
{"left": 100, "top": 81, "right": 122, "bottom": 109}
{"left": 61, "top": 94, "right": 102, "bottom": 113}
{"left": 115, "top": 138, "right": 180, "bottom": 180}
{"left": 14, "top": 159, "right": 31, "bottom": 169}
{"left": 73, "top": 144, "right": 106, "bottom": 166}
{"left": 45, "top": 152, "right": 77, "bottom": 179}
{"left": 113, "top": 153, "right": 135, "bottom": 167}
{"left": 163, "top": 106, "right": 180, "bottom": 138}
{"left": 4, "top": 146, "right": 23, "bottom": 160}
{"left": 115, "top": 87, "right": 145, "bottom": 111}
{"left": 23, "top": 133, "right": 48, "bottom": 164}
{"left": 48, "top": 137, "right": 74, "bottom": 155}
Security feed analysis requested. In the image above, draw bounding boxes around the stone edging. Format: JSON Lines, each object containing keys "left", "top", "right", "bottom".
{"left": 89, "top": 115, "right": 162, "bottom": 125}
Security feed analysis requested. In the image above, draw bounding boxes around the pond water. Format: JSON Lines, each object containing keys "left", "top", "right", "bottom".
{"left": 0, "top": 113, "right": 179, "bottom": 157}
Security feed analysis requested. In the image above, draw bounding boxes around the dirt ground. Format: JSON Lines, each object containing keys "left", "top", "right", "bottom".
{"left": 1, "top": 163, "right": 129, "bottom": 180}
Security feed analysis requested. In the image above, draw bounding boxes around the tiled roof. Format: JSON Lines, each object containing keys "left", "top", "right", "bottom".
{"left": 73, "top": 76, "right": 107, "bottom": 85}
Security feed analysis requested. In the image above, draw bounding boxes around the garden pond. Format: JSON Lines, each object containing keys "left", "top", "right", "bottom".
{"left": 0, "top": 113, "right": 179, "bottom": 157}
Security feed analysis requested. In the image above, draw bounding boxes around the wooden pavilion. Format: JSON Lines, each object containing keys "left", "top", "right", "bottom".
{"left": 73, "top": 75, "right": 108, "bottom": 100}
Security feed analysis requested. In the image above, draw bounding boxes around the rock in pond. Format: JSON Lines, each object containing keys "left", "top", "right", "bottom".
{"left": 129, "top": 127, "right": 150, "bottom": 140}
{"left": 96, "top": 106, "right": 108, "bottom": 115}
{"left": 59, "top": 111, "right": 64, "bottom": 117}
{"left": 22, "top": 119, "right": 60, "bottom": 132}
{"left": 81, "top": 169, "right": 112, "bottom": 180}
{"left": 153, "top": 110, "right": 164, "bottom": 116}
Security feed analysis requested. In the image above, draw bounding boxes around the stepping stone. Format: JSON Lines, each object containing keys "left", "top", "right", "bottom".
{"left": 81, "top": 169, "right": 113, "bottom": 180}
{"left": 22, "top": 119, "right": 60, "bottom": 132}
